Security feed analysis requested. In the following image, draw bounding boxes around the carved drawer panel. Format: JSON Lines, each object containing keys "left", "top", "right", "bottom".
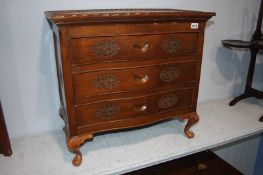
{"left": 69, "top": 33, "right": 198, "bottom": 65}
{"left": 75, "top": 87, "right": 194, "bottom": 126}
{"left": 73, "top": 61, "right": 198, "bottom": 98}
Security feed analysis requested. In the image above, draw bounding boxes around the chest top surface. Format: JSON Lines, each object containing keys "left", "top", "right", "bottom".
{"left": 45, "top": 9, "right": 215, "bottom": 26}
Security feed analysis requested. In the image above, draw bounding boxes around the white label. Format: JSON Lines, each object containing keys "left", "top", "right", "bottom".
{"left": 191, "top": 23, "right": 199, "bottom": 29}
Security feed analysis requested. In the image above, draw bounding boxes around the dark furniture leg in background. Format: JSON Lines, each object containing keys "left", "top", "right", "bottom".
{"left": 0, "top": 102, "right": 12, "bottom": 156}
{"left": 229, "top": 47, "right": 263, "bottom": 106}
{"left": 222, "top": 0, "right": 263, "bottom": 122}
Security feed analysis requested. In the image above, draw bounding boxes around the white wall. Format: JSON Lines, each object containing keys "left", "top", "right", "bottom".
{"left": 0, "top": 0, "right": 262, "bottom": 173}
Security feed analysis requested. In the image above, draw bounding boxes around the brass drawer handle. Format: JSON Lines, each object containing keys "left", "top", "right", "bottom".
{"left": 134, "top": 104, "right": 148, "bottom": 112}
{"left": 133, "top": 43, "right": 150, "bottom": 53}
{"left": 134, "top": 75, "right": 149, "bottom": 84}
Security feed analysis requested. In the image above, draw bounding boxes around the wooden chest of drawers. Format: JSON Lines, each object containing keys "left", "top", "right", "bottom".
{"left": 45, "top": 9, "right": 215, "bottom": 166}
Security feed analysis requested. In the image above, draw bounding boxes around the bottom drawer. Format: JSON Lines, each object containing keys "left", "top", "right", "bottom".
{"left": 75, "top": 87, "right": 195, "bottom": 126}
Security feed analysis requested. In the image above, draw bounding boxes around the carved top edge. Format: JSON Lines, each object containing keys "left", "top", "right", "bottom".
{"left": 45, "top": 9, "right": 215, "bottom": 26}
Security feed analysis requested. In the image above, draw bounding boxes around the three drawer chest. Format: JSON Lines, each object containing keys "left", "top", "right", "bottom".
{"left": 45, "top": 9, "right": 215, "bottom": 166}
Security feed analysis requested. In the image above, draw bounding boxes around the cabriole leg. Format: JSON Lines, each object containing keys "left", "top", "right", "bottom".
{"left": 180, "top": 113, "right": 199, "bottom": 138}
{"left": 69, "top": 147, "right": 82, "bottom": 167}
{"left": 64, "top": 128, "right": 93, "bottom": 166}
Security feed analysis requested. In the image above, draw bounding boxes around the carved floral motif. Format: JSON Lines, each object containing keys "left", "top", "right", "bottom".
{"left": 91, "top": 40, "right": 120, "bottom": 58}
{"left": 94, "top": 74, "right": 120, "bottom": 89}
{"left": 160, "top": 66, "right": 181, "bottom": 82}
{"left": 158, "top": 94, "right": 178, "bottom": 109}
{"left": 95, "top": 103, "right": 120, "bottom": 119}
{"left": 161, "top": 37, "right": 182, "bottom": 54}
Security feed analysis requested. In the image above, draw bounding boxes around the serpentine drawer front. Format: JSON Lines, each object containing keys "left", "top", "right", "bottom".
{"left": 45, "top": 9, "right": 215, "bottom": 166}
{"left": 75, "top": 87, "right": 194, "bottom": 127}
{"left": 69, "top": 33, "right": 198, "bottom": 65}
{"left": 73, "top": 61, "right": 198, "bottom": 98}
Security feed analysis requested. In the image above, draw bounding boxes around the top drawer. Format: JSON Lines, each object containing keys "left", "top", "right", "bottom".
{"left": 69, "top": 33, "right": 198, "bottom": 65}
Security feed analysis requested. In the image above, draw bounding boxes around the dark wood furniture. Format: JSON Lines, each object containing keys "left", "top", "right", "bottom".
{"left": 222, "top": 0, "right": 263, "bottom": 122}
{"left": 124, "top": 150, "right": 243, "bottom": 175}
{"left": 45, "top": 9, "right": 215, "bottom": 166}
{"left": 0, "top": 102, "right": 12, "bottom": 156}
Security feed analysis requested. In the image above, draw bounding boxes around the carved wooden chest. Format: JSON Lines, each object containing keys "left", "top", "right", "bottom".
{"left": 45, "top": 9, "right": 215, "bottom": 166}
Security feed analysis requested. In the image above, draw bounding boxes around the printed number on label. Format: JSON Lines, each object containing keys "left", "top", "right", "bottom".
{"left": 191, "top": 23, "right": 199, "bottom": 29}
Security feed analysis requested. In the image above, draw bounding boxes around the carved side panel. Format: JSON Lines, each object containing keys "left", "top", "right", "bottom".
{"left": 160, "top": 66, "right": 181, "bottom": 82}
{"left": 91, "top": 40, "right": 120, "bottom": 58}
{"left": 158, "top": 94, "right": 179, "bottom": 109}
{"left": 95, "top": 104, "right": 120, "bottom": 119}
{"left": 93, "top": 74, "right": 120, "bottom": 89}
{"left": 161, "top": 37, "right": 182, "bottom": 54}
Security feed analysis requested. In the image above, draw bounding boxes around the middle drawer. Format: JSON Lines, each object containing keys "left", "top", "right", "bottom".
{"left": 73, "top": 61, "right": 198, "bottom": 98}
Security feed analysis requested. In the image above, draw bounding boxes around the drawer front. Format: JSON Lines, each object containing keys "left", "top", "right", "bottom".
{"left": 68, "top": 22, "right": 204, "bottom": 37}
{"left": 75, "top": 88, "right": 194, "bottom": 126}
{"left": 69, "top": 33, "right": 198, "bottom": 65}
{"left": 74, "top": 61, "right": 198, "bottom": 98}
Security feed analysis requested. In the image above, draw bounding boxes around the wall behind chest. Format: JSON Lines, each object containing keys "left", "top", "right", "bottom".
{"left": 0, "top": 0, "right": 262, "bottom": 138}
